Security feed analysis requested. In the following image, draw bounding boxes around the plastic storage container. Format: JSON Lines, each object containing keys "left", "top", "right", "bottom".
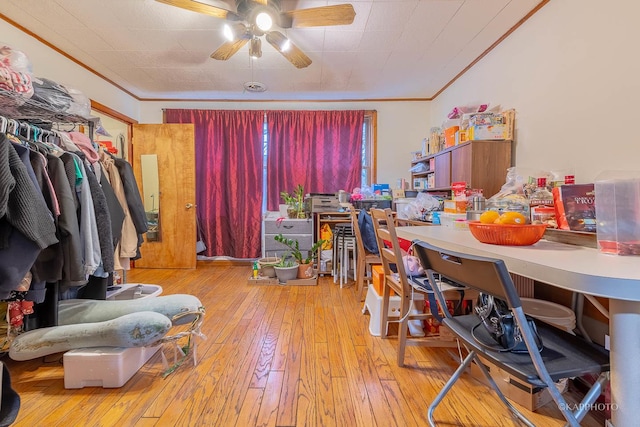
{"left": 521, "top": 298, "right": 576, "bottom": 333}
{"left": 595, "top": 171, "right": 640, "bottom": 255}
{"left": 64, "top": 346, "right": 160, "bottom": 389}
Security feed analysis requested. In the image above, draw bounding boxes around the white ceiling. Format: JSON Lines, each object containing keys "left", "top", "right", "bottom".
{"left": 0, "top": 0, "right": 545, "bottom": 101}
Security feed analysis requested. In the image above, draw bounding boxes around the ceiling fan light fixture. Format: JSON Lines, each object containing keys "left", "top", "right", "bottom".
{"left": 223, "top": 24, "right": 234, "bottom": 41}
{"left": 249, "top": 37, "right": 262, "bottom": 59}
{"left": 280, "top": 37, "right": 291, "bottom": 52}
{"left": 255, "top": 11, "right": 273, "bottom": 32}
{"left": 223, "top": 23, "right": 245, "bottom": 42}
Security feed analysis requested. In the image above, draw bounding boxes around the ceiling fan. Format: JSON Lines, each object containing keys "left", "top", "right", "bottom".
{"left": 155, "top": 0, "right": 356, "bottom": 69}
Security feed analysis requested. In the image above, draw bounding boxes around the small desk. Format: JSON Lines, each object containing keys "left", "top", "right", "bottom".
{"left": 396, "top": 225, "right": 640, "bottom": 427}
{"left": 314, "top": 211, "right": 351, "bottom": 276}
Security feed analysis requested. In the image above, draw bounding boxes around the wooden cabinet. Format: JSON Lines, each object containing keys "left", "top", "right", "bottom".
{"left": 262, "top": 212, "right": 314, "bottom": 258}
{"left": 410, "top": 140, "right": 512, "bottom": 198}
{"left": 434, "top": 151, "right": 451, "bottom": 189}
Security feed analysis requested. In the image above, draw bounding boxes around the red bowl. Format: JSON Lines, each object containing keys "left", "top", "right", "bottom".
{"left": 468, "top": 221, "right": 547, "bottom": 246}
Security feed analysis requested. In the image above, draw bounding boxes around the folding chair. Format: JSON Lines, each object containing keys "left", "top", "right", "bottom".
{"left": 412, "top": 240, "right": 610, "bottom": 427}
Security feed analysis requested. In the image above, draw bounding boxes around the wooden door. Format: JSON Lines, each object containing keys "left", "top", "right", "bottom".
{"left": 131, "top": 124, "right": 196, "bottom": 269}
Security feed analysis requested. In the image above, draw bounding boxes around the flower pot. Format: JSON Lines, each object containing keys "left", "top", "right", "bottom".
{"left": 258, "top": 257, "right": 280, "bottom": 278}
{"left": 297, "top": 263, "right": 314, "bottom": 279}
{"left": 274, "top": 264, "right": 299, "bottom": 282}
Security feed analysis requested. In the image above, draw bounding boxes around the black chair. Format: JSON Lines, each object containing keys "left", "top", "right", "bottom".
{"left": 412, "top": 240, "right": 610, "bottom": 427}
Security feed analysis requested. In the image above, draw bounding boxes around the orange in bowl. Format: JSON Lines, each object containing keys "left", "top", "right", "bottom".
{"left": 468, "top": 221, "right": 547, "bottom": 246}
{"left": 479, "top": 210, "right": 500, "bottom": 224}
{"left": 494, "top": 211, "right": 527, "bottom": 225}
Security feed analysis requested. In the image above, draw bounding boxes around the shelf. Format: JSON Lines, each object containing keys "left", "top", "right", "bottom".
{"left": 412, "top": 171, "right": 432, "bottom": 177}
{"left": 411, "top": 140, "right": 513, "bottom": 163}
{"left": 0, "top": 89, "right": 93, "bottom": 124}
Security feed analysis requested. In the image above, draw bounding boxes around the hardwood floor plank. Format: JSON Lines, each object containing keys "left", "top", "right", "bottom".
{"left": 380, "top": 379, "right": 421, "bottom": 427}
{"left": 250, "top": 287, "right": 289, "bottom": 388}
{"left": 211, "top": 284, "right": 284, "bottom": 427}
{"left": 329, "top": 288, "right": 376, "bottom": 426}
{"left": 3, "top": 264, "right": 605, "bottom": 427}
{"left": 276, "top": 287, "right": 306, "bottom": 426}
{"left": 295, "top": 290, "right": 319, "bottom": 426}
{"left": 314, "top": 342, "right": 336, "bottom": 427}
{"left": 321, "top": 283, "right": 346, "bottom": 379}
{"left": 235, "top": 387, "right": 264, "bottom": 427}
{"left": 331, "top": 377, "right": 358, "bottom": 427}
{"left": 271, "top": 287, "right": 298, "bottom": 371}
{"left": 353, "top": 345, "right": 401, "bottom": 426}
{"left": 255, "top": 370, "right": 285, "bottom": 427}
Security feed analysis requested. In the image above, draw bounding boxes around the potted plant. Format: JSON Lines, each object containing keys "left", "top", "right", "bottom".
{"left": 274, "top": 234, "right": 326, "bottom": 278}
{"left": 273, "top": 256, "right": 299, "bottom": 282}
{"left": 257, "top": 256, "right": 281, "bottom": 278}
{"left": 280, "top": 184, "right": 306, "bottom": 219}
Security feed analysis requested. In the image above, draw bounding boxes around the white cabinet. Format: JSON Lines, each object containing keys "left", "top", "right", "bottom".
{"left": 262, "top": 212, "right": 314, "bottom": 258}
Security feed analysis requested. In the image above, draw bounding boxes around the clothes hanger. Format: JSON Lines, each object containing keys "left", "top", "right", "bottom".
{"left": 0, "top": 116, "right": 7, "bottom": 134}
{"left": 7, "top": 119, "right": 19, "bottom": 136}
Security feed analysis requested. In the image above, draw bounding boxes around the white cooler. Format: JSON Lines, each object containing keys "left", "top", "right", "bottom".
{"left": 63, "top": 283, "right": 164, "bottom": 389}
{"left": 63, "top": 346, "right": 160, "bottom": 389}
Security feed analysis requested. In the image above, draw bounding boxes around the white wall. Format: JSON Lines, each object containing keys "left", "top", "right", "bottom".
{"left": 0, "top": 19, "right": 139, "bottom": 121}
{"left": 431, "top": 0, "right": 640, "bottom": 184}
{"left": 2, "top": 13, "right": 431, "bottom": 187}
{"left": 139, "top": 100, "right": 431, "bottom": 187}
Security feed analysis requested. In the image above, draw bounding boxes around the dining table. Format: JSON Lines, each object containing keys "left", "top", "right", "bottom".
{"left": 396, "top": 225, "right": 640, "bottom": 427}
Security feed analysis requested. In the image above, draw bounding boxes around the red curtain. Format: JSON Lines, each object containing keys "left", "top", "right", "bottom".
{"left": 265, "top": 110, "right": 364, "bottom": 211}
{"left": 165, "top": 109, "right": 265, "bottom": 259}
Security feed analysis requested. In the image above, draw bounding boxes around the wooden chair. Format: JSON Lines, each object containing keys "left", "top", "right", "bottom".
{"left": 348, "top": 208, "right": 381, "bottom": 301}
{"left": 370, "top": 208, "right": 461, "bottom": 367}
{"left": 412, "top": 240, "right": 610, "bottom": 427}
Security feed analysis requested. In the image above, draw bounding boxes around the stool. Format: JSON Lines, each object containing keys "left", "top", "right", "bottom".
{"left": 362, "top": 285, "right": 424, "bottom": 336}
{"left": 332, "top": 223, "right": 357, "bottom": 287}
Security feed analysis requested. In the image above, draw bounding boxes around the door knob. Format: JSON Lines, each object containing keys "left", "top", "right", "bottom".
{"left": 185, "top": 203, "right": 194, "bottom": 209}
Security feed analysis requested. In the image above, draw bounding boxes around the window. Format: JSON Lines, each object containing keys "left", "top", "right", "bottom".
{"left": 361, "top": 111, "right": 376, "bottom": 187}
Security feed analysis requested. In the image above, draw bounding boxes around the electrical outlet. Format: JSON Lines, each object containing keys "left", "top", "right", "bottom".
{"left": 605, "top": 334, "right": 610, "bottom": 351}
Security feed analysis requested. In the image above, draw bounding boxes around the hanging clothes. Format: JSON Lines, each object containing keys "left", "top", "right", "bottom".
{"left": 43, "top": 152, "right": 84, "bottom": 287}
{"left": 0, "top": 133, "right": 58, "bottom": 298}
{"left": 100, "top": 150, "right": 137, "bottom": 269}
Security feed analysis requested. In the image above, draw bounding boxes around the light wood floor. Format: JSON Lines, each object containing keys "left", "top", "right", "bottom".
{"left": 5, "top": 262, "right": 605, "bottom": 426}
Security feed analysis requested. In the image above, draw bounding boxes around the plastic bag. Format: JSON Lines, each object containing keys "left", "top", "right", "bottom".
{"left": 31, "top": 77, "right": 72, "bottom": 112}
{"left": 400, "top": 192, "right": 441, "bottom": 220}
{"left": 320, "top": 224, "right": 333, "bottom": 250}
{"left": 63, "top": 85, "right": 92, "bottom": 118}
{"left": 402, "top": 255, "right": 424, "bottom": 277}
{"left": 447, "top": 103, "right": 489, "bottom": 119}
{"left": 0, "top": 43, "right": 34, "bottom": 100}
{"left": 486, "top": 167, "right": 533, "bottom": 217}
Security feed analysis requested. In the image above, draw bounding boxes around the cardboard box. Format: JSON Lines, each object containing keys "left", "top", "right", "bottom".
{"left": 371, "top": 264, "right": 394, "bottom": 296}
{"left": 444, "top": 126, "right": 459, "bottom": 147}
{"left": 502, "top": 109, "right": 515, "bottom": 140}
{"left": 469, "top": 124, "right": 507, "bottom": 140}
{"left": 470, "top": 358, "right": 568, "bottom": 411}
{"left": 553, "top": 184, "right": 596, "bottom": 232}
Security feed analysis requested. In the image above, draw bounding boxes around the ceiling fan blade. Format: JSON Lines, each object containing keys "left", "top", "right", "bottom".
{"left": 211, "top": 39, "right": 249, "bottom": 60}
{"left": 265, "top": 31, "right": 312, "bottom": 69}
{"left": 280, "top": 4, "right": 356, "bottom": 28}
{"left": 155, "top": 0, "right": 242, "bottom": 21}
